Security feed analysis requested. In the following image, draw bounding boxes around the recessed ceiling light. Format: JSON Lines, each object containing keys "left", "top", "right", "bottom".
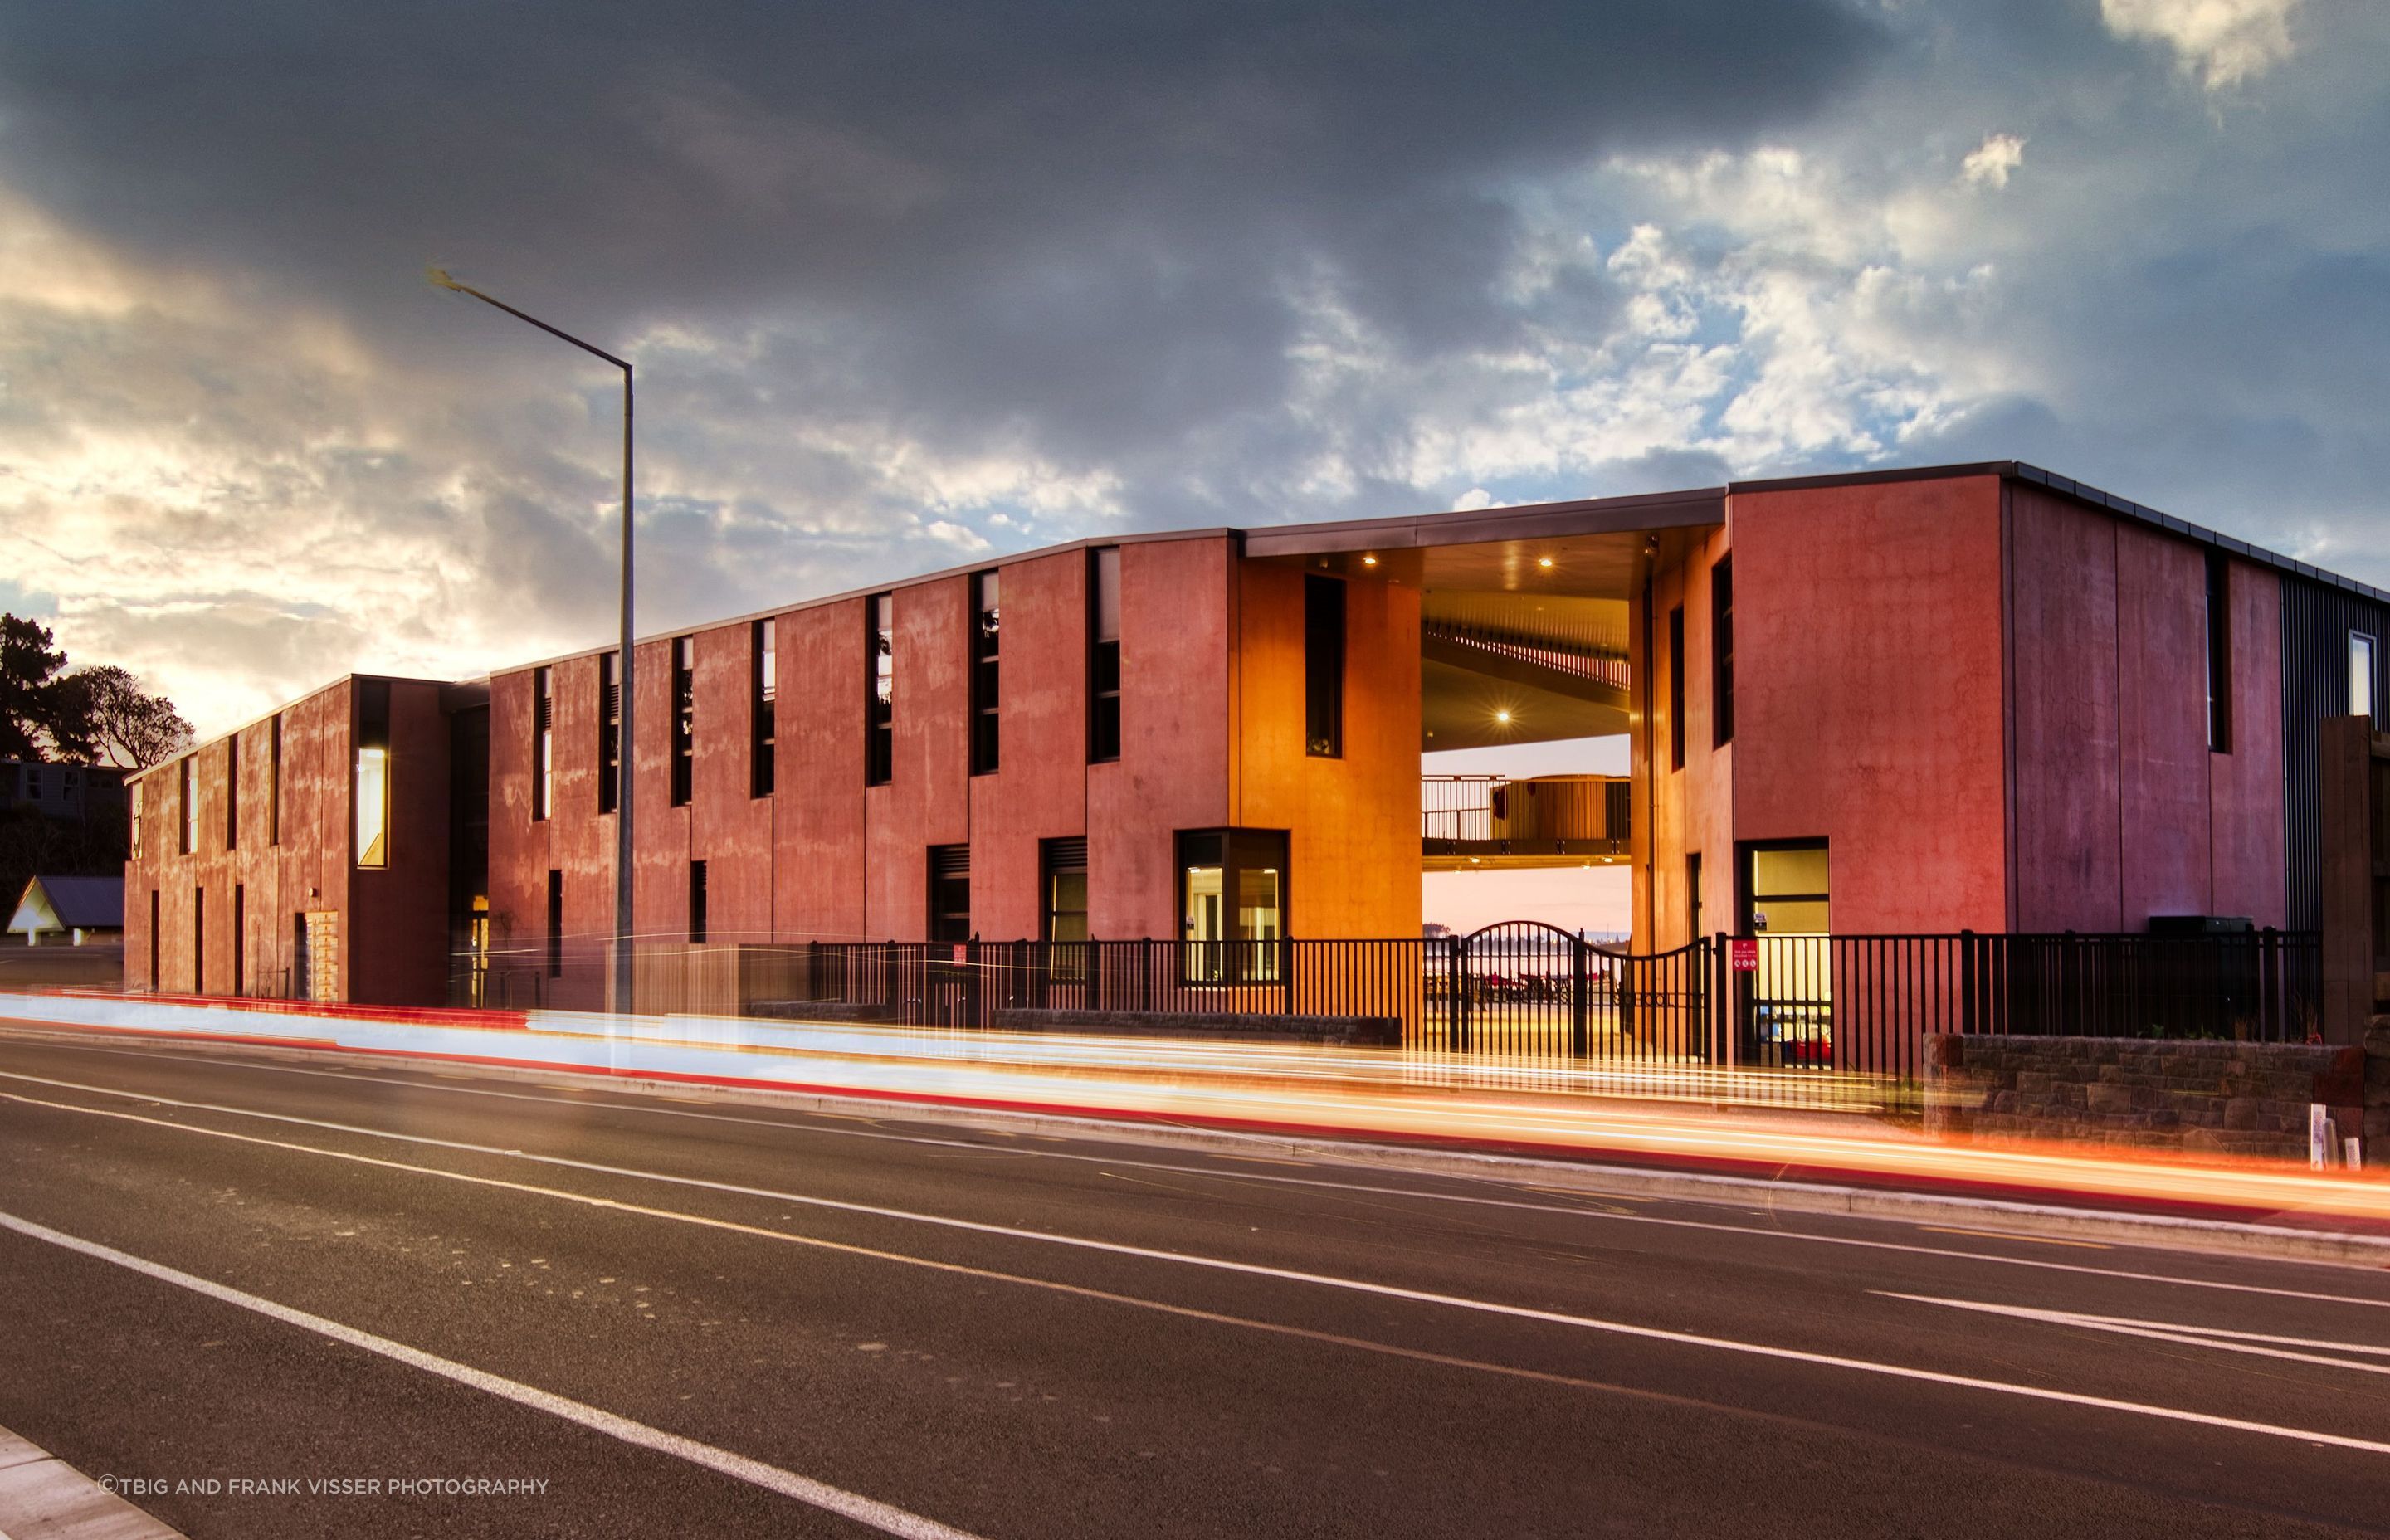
{"left": 1362, "top": 553, "right": 1378, "bottom": 566}
{"left": 1494, "top": 709, "right": 1512, "bottom": 724}
{"left": 1537, "top": 556, "right": 1555, "bottom": 569}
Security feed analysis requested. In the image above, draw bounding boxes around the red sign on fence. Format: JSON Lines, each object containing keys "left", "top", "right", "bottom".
{"left": 1729, "top": 938, "right": 1758, "bottom": 972}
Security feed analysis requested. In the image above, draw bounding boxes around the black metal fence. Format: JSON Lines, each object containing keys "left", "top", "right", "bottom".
{"left": 458, "top": 925, "right": 2322, "bottom": 1077}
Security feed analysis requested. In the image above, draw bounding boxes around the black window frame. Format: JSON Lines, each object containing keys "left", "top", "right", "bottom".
{"left": 1041, "top": 836, "right": 1090, "bottom": 945}
{"left": 1711, "top": 556, "right": 1734, "bottom": 749}
{"left": 689, "top": 858, "right": 709, "bottom": 944}
{"left": 268, "top": 712, "right": 283, "bottom": 846}
{"left": 1088, "top": 548, "right": 1122, "bottom": 763}
{"left": 223, "top": 733, "right": 240, "bottom": 850}
{"left": 1667, "top": 604, "right": 1685, "bottom": 771}
{"left": 533, "top": 665, "right": 553, "bottom": 822}
{"left": 751, "top": 619, "right": 777, "bottom": 798}
{"left": 598, "top": 651, "right": 622, "bottom": 815}
{"left": 1304, "top": 574, "right": 1344, "bottom": 759}
{"left": 356, "top": 679, "right": 393, "bottom": 870}
{"left": 969, "top": 570, "right": 1001, "bottom": 776}
{"left": 545, "top": 869, "right": 564, "bottom": 979}
{"left": 178, "top": 755, "right": 194, "bottom": 855}
{"left": 928, "top": 844, "right": 972, "bottom": 943}
{"left": 2352, "top": 630, "right": 2378, "bottom": 724}
{"left": 1737, "top": 837, "right": 1830, "bottom": 937}
{"left": 670, "top": 636, "right": 695, "bottom": 807}
{"left": 866, "top": 593, "right": 895, "bottom": 786}
{"left": 1176, "top": 827, "right": 1290, "bottom": 984}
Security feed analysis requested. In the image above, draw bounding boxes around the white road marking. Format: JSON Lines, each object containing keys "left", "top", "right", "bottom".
{"left": 10, "top": 1088, "right": 2390, "bottom": 1458}
{"left": 0, "top": 1210, "right": 984, "bottom": 1540}
{"left": 7, "top": 1055, "right": 2390, "bottom": 1313}
{"left": 1885, "top": 1294, "right": 2390, "bottom": 1377}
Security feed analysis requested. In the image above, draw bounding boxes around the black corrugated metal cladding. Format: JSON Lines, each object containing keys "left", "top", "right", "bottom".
{"left": 2280, "top": 575, "right": 2390, "bottom": 928}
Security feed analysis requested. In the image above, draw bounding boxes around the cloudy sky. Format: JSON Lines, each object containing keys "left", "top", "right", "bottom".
{"left": 0, "top": 0, "right": 2383, "bottom": 737}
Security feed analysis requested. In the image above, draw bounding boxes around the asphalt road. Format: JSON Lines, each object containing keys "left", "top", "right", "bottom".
{"left": 2, "top": 1025, "right": 2388, "bottom": 1539}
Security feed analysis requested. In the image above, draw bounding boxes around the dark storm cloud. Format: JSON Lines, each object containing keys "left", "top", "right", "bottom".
{"left": 0, "top": 0, "right": 1885, "bottom": 456}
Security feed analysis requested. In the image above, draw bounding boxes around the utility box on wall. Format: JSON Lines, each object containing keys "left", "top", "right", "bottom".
{"left": 2317, "top": 715, "right": 2390, "bottom": 1044}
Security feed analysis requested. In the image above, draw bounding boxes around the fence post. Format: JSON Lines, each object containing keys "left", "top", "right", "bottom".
{"left": 1713, "top": 931, "right": 1730, "bottom": 1067}
{"left": 1570, "top": 935, "right": 1588, "bottom": 1057}
{"left": 1446, "top": 934, "right": 1467, "bottom": 1052}
{"left": 1959, "top": 928, "right": 1977, "bottom": 1037}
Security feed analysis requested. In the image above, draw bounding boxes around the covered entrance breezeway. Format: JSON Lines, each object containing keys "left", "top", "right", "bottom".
{"left": 1246, "top": 486, "right": 1721, "bottom": 938}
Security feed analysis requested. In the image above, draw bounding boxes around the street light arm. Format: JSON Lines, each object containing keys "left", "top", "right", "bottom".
{"left": 427, "top": 264, "right": 637, "bottom": 1016}
{"left": 427, "top": 267, "right": 632, "bottom": 373}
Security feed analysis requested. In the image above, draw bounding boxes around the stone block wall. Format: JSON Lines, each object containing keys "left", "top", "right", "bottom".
{"left": 1924, "top": 1030, "right": 2386, "bottom": 1164}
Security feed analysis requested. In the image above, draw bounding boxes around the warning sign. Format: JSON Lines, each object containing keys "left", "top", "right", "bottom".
{"left": 1729, "top": 938, "right": 1759, "bottom": 972}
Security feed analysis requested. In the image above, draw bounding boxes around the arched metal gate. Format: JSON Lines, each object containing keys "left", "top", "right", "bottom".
{"left": 1438, "top": 920, "right": 1713, "bottom": 1062}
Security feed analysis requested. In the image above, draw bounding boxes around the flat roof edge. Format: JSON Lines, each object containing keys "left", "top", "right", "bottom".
{"left": 1243, "top": 489, "right": 1725, "bottom": 558}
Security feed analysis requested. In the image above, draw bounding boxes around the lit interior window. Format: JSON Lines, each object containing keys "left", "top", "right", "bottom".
{"left": 355, "top": 746, "right": 389, "bottom": 867}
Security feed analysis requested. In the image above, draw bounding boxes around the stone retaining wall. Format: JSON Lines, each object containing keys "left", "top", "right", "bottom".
{"left": 1924, "top": 1028, "right": 2388, "bottom": 1164}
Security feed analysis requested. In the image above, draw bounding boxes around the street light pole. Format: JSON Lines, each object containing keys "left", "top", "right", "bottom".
{"left": 428, "top": 269, "right": 636, "bottom": 1015}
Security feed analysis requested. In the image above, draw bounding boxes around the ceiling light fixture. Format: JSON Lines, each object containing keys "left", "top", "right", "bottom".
{"left": 1537, "top": 556, "right": 1555, "bottom": 569}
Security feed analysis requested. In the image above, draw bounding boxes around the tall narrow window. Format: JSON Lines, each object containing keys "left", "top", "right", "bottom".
{"left": 969, "top": 571, "right": 1001, "bottom": 775}
{"left": 689, "top": 859, "right": 709, "bottom": 943}
{"left": 1042, "top": 837, "right": 1090, "bottom": 943}
{"left": 178, "top": 755, "right": 195, "bottom": 855}
{"left": 224, "top": 735, "right": 240, "bottom": 850}
{"left": 545, "top": 869, "right": 563, "bottom": 978}
{"left": 2353, "top": 631, "right": 2378, "bottom": 724}
{"left": 1304, "top": 575, "right": 1344, "bottom": 758}
{"left": 1178, "top": 829, "right": 1288, "bottom": 983}
{"left": 670, "top": 636, "right": 695, "bottom": 807}
{"left": 1711, "top": 557, "right": 1734, "bottom": 749}
{"left": 193, "top": 886, "right": 205, "bottom": 994}
{"left": 1667, "top": 605, "right": 1685, "bottom": 771}
{"left": 533, "top": 666, "right": 553, "bottom": 822}
{"left": 232, "top": 885, "right": 246, "bottom": 997}
{"left": 928, "top": 845, "right": 972, "bottom": 943}
{"left": 356, "top": 679, "right": 391, "bottom": 868}
{"left": 866, "top": 593, "right": 895, "bottom": 786}
{"left": 1043, "top": 836, "right": 1090, "bottom": 982}
{"left": 1686, "top": 852, "right": 1704, "bottom": 942}
{"left": 268, "top": 713, "right": 283, "bottom": 846}
{"left": 751, "top": 620, "right": 777, "bottom": 797}
{"left": 598, "top": 652, "right": 621, "bottom": 814}
{"left": 147, "top": 889, "right": 159, "bottom": 991}
{"left": 2204, "top": 549, "right": 2232, "bottom": 752}
{"left": 1089, "top": 548, "right": 1122, "bottom": 763}
{"left": 132, "top": 779, "right": 144, "bottom": 850}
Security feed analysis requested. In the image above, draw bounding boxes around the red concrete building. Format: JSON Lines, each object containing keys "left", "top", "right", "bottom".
{"left": 124, "top": 461, "right": 2388, "bottom": 1016}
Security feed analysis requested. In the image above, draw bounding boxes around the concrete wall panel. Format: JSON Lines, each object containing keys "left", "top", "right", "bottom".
{"left": 2212, "top": 562, "right": 2288, "bottom": 924}
{"left": 1730, "top": 476, "right": 2010, "bottom": 934}
{"left": 2007, "top": 485, "right": 2124, "bottom": 930}
{"left": 777, "top": 600, "right": 868, "bottom": 942}
{"left": 2115, "top": 524, "right": 2213, "bottom": 923}
{"left": 1088, "top": 538, "right": 1232, "bottom": 940}
{"left": 967, "top": 548, "right": 1090, "bottom": 942}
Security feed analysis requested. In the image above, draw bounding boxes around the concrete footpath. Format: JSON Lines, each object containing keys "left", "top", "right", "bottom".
{"left": 0, "top": 1424, "right": 184, "bottom": 1540}
{"left": 2, "top": 991, "right": 2386, "bottom": 1265}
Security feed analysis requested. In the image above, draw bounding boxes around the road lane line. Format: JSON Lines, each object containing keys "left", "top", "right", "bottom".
{"left": 10, "top": 1089, "right": 2390, "bottom": 1458}
{"left": 0, "top": 1208, "right": 985, "bottom": 1540}
{"left": 1919, "top": 1226, "right": 2110, "bottom": 1250}
{"left": 8, "top": 1058, "right": 2388, "bottom": 1313}
{"left": 1884, "top": 1295, "right": 2390, "bottom": 1377}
